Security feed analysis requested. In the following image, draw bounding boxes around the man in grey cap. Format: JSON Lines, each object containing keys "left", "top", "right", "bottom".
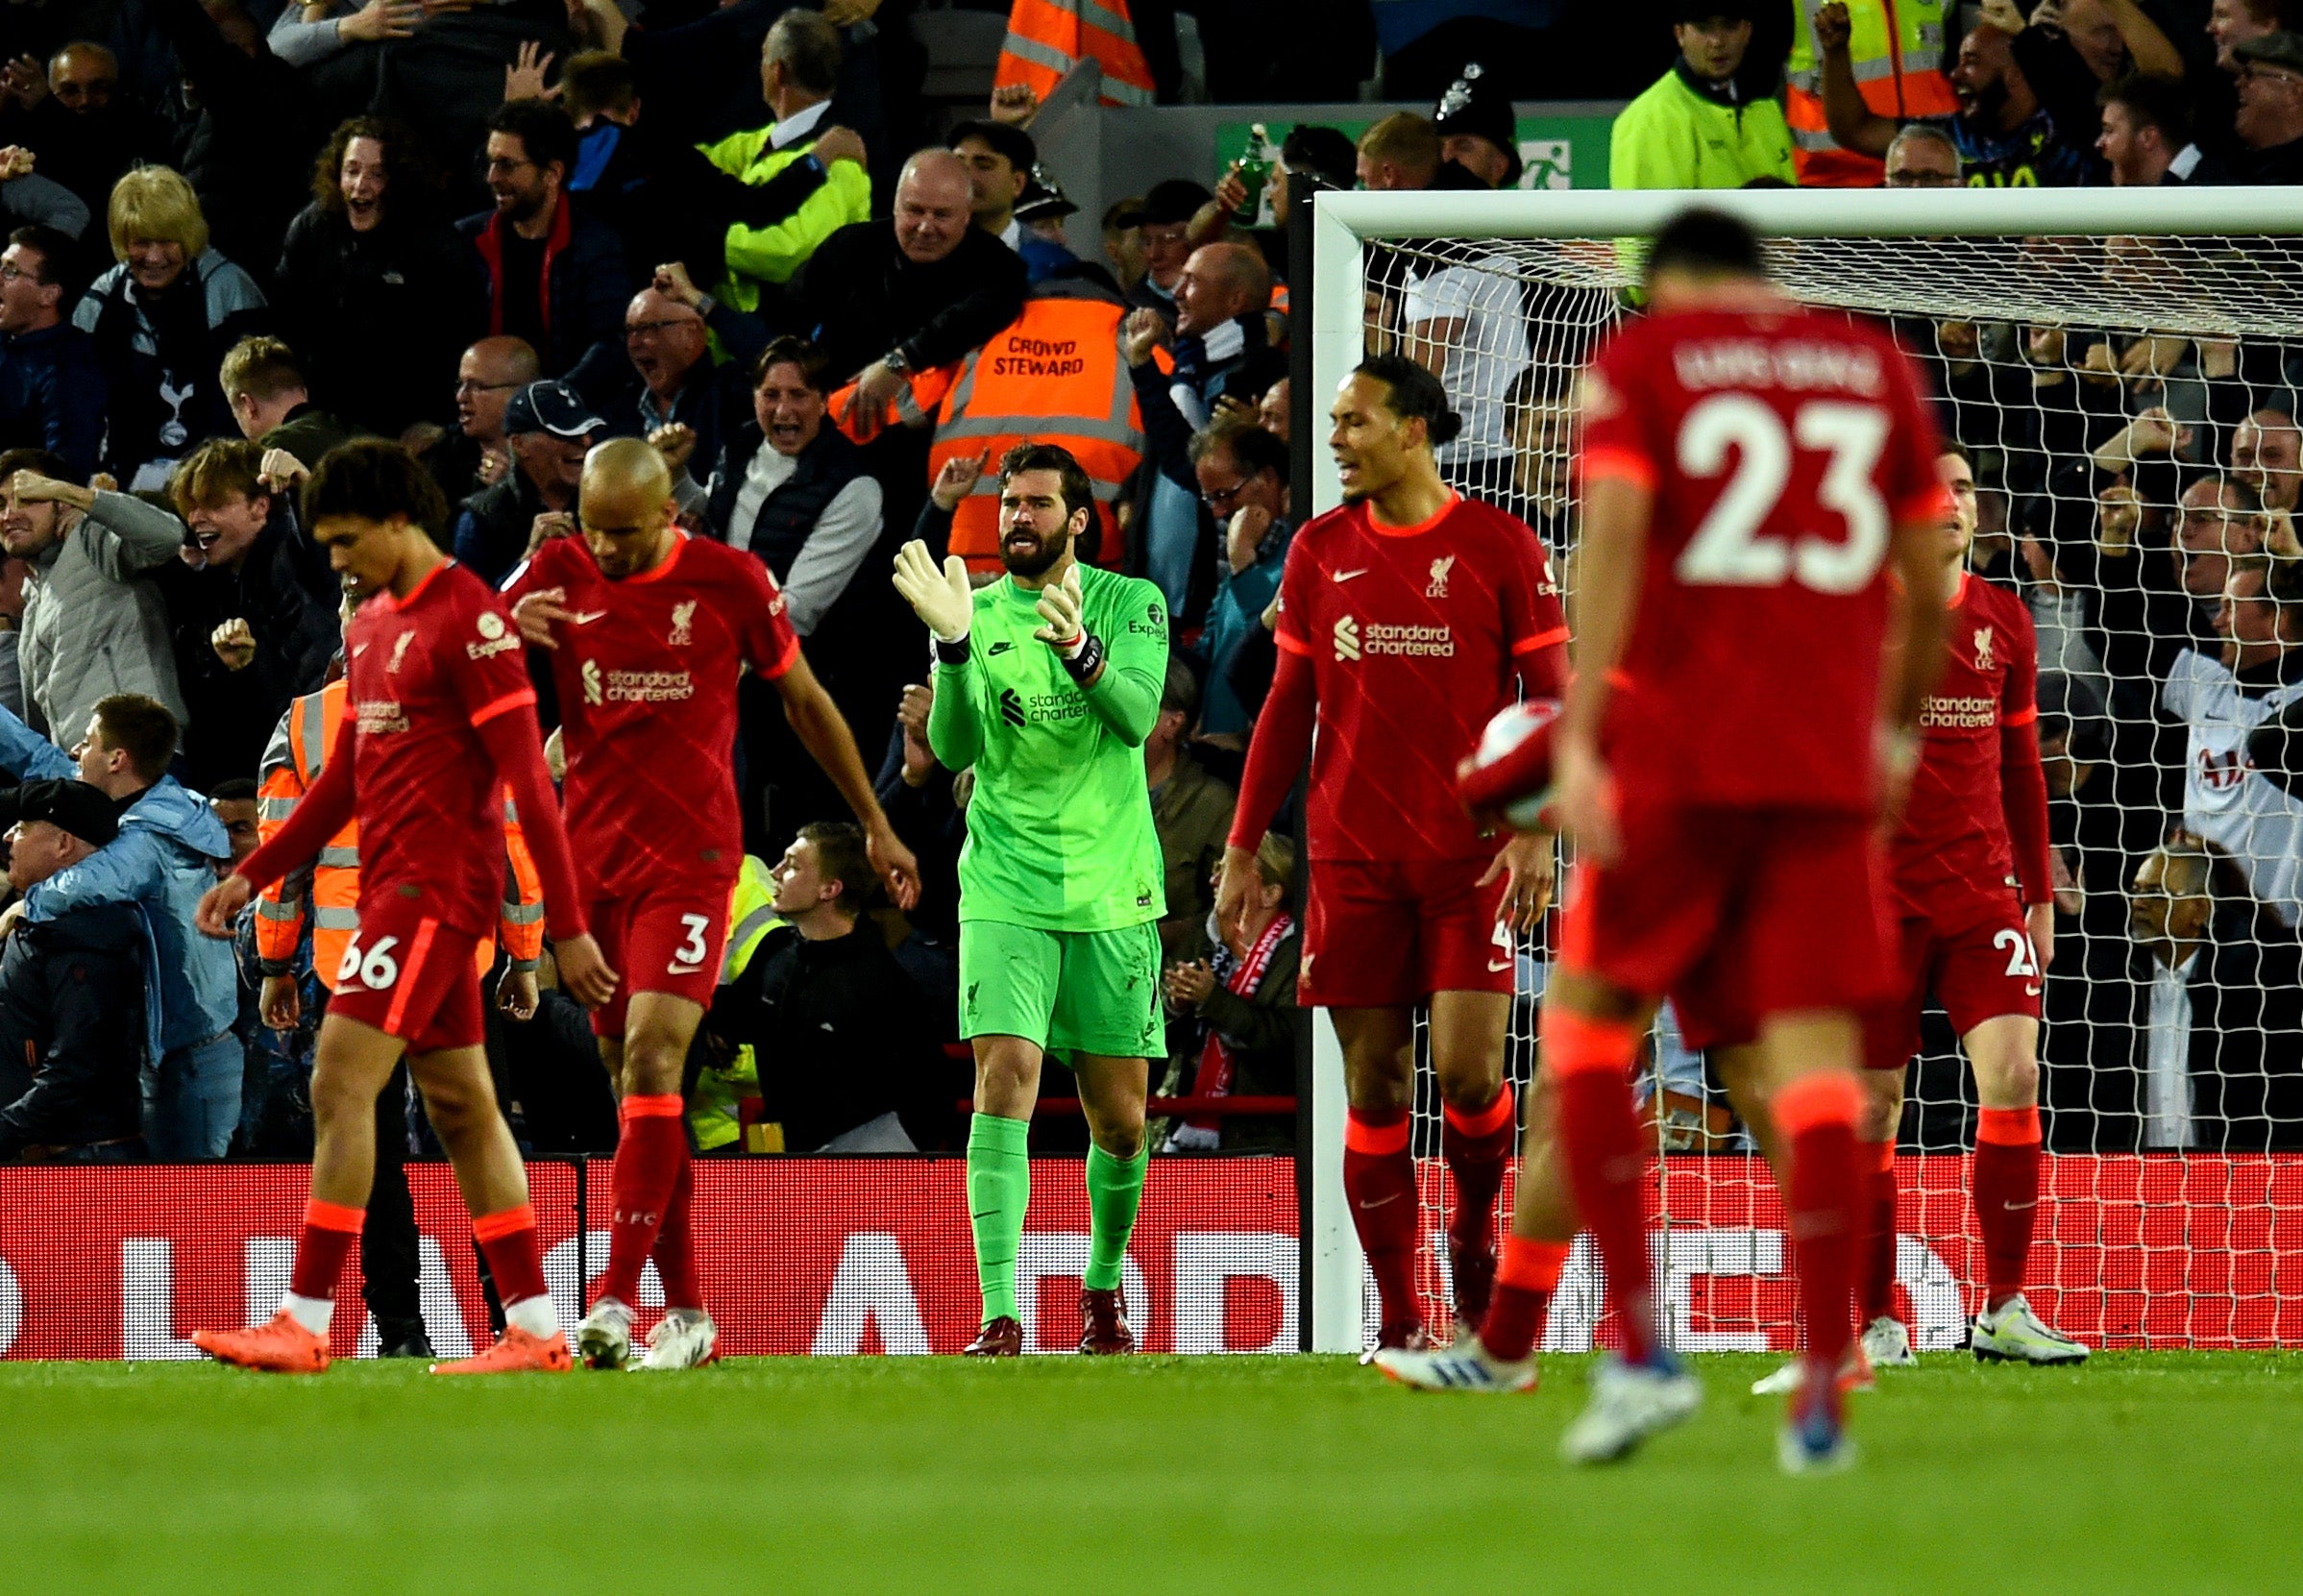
{"left": 451, "top": 379, "right": 605, "bottom": 585}
{"left": 0, "top": 777, "right": 148, "bottom": 1162}
{"left": 2234, "top": 31, "right": 2303, "bottom": 182}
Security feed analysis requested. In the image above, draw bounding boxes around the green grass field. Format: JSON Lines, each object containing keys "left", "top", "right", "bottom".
{"left": 5, "top": 1352, "right": 2295, "bottom": 1595}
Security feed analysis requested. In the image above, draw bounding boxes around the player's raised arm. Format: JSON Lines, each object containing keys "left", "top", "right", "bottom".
{"left": 198, "top": 711, "right": 359, "bottom": 937}
{"left": 771, "top": 650, "right": 921, "bottom": 911}
{"left": 895, "top": 539, "right": 990, "bottom": 772}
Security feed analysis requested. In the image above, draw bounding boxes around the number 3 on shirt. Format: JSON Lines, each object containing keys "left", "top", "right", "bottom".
{"left": 1674, "top": 396, "right": 1891, "bottom": 594}
{"left": 670, "top": 913, "right": 711, "bottom": 973}
{"left": 337, "top": 933, "right": 401, "bottom": 991}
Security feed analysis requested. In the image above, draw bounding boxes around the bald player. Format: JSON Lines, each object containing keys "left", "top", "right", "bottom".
{"left": 505, "top": 438, "right": 919, "bottom": 1371}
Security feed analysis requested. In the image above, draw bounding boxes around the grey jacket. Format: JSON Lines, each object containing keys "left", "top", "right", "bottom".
{"left": 18, "top": 489, "right": 190, "bottom": 747}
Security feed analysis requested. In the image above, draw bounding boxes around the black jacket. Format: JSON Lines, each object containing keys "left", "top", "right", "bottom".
{"left": 0, "top": 903, "right": 147, "bottom": 1157}
{"left": 453, "top": 464, "right": 553, "bottom": 588}
{"left": 784, "top": 220, "right": 1027, "bottom": 384}
{"left": 146, "top": 0, "right": 325, "bottom": 276}
{"left": 275, "top": 205, "right": 480, "bottom": 435}
{"left": 155, "top": 510, "right": 341, "bottom": 792}
{"left": 706, "top": 920, "right": 936, "bottom": 1152}
{"left": 566, "top": 299, "right": 769, "bottom": 472}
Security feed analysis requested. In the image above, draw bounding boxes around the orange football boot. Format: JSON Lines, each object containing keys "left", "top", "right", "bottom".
{"left": 191, "top": 1310, "right": 331, "bottom": 1374}
{"left": 430, "top": 1325, "right": 575, "bottom": 1375}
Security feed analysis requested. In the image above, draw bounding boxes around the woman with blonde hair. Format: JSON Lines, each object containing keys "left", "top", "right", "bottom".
{"left": 71, "top": 165, "right": 269, "bottom": 489}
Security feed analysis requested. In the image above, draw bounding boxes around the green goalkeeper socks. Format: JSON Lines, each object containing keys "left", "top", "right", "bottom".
{"left": 1084, "top": 1142, "right": 1149, "bottom": 1292}
{"left": 967, "top": 1113, "right": 1031, "bottom": 1324}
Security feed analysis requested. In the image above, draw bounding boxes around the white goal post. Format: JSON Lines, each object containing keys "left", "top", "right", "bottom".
{"left": 1301, "top": 184, "right": 2303, "bottom": 1356}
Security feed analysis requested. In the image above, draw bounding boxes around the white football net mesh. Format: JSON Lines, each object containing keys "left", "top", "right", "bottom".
{"left": 1360, "top": 230, "right": 2303, "bottom": 1352}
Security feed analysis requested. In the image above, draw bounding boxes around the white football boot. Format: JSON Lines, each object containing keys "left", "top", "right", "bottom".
{"left": 1971, "top": 1294, "right": 2089, "bottom": 1364}
{"left": 1371, "top": 1337, "right": 1537, "bottom": 1393}
{"left": 1560, "top": 1355, "right": 1703, "bottom": 1464}
{"left": 575, "top": 1296, "right": 634, "bottom": 1371}
{"left": 631, "top": 1308, "right": 720, "bottom": 1372}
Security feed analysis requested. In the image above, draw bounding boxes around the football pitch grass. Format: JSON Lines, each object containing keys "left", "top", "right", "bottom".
{"left": 5, "top": 1352, "right": 2294, "bottom": 1595}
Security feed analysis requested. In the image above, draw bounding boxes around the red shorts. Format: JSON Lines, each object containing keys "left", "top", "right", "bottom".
{"left": 1863, "top": 903, "right": 2043, "bottom": 1072}
{"left": 1560, "top": 803, "right": 1892, "bottom": 1028}
{"left": 324, "top": 899, "right": 486, "bottom": 1055}
{"left": 1301, "top": 857, "right": 1512, "bottom": 1008}
{"left": 587, "top": 877, "right": 734, "bottom": 1038}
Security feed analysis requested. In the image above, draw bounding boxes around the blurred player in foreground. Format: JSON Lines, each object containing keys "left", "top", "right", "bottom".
{"left": 1749, "top": 444, "right": 2086, "bottom": 1388}
{"left": 1219, "top": 356, "right": 1567, "bottom": 1352}
{"left": 1383, "top": 209, "right": 1949, "bottom": 1473}
{"left": 193, "top": 441, "right": 617, "bottom": 1375}
{"left": 893, "top": 442, "right": 1169, "bottom": 1356}
{"left": 505, "top": 437, "right": 918, "bottom": 1371}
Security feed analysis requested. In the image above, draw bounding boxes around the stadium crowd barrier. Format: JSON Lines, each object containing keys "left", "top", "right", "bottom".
{"left": 0, "top": 1154, "right": 2294, "bottom": 1359}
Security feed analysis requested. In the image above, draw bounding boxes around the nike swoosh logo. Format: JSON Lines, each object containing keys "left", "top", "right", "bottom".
{"left": 1333, "top": 568, "right": 1369, "bottom": 582}
{"left": 2004, "top": 1198, "right": 2040, "bottom": 1211}
{"left": 1487, "top": 958, "right": 1514, "bottom": 973}
{"left": 2024, "top": 984, "right": 2043, "bottom": 996}
{"left": 570, "top": 610, "right": 608, "bottom": 625}
{"left": 1357, "top": 1192, "right": 1400, "bottom": 1209}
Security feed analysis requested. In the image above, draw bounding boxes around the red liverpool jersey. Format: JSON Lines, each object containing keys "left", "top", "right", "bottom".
{"left": 1579, "top": 306, "right": 1946, "bottom": 814}
{"left": 1890, "top": 571, "right": 2041, "bottom": 918}
{"left": 507, "top": 531, "right": 799, "bottom": 896}
{"left": 342, "top": 560, "right": 543, "bottom": 937}
{"left": 1266, "top": 494, "right": 1567, "bottom": 862}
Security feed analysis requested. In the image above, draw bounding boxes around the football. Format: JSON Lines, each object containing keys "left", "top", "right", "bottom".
{"left": 1457, "top": 699, "right": 1562, "bottom": 832}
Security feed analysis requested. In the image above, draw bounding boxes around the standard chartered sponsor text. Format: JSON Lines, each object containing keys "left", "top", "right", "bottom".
{"left": 1362, "top": 623, "right": 1457, "bottom": 658}
{"left": 605, "top": 669, "right": 697, "bottom": 703}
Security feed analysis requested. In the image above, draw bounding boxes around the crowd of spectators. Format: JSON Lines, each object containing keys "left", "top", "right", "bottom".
{"left": 0, "top": 0, "right": 2293, "bottom": 1166}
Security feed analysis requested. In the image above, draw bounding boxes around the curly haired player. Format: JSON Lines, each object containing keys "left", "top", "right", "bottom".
{"left": 191, "top": 441, "right": 617, "bottom": 1376}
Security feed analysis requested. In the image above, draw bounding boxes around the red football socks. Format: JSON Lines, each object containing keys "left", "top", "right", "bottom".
{"left": 288, "top": 1197, "right": 365, "bottom": 1302}
{"left": 473, "top": 1201, "right": 551, "bottom": 1308}
{"left": 1542, "top": 1008, "right": 1656, "bottom": 1364}
{"left": 1857, "top": 1140, "right": 1899, "bottom": 1324}
{"left": 1342, "top": 1105, "right": 1420, "bottom": 1335}
{"left": 652, "top": 1142, "right": 704, "bottom": 1312}
{"left": 597, "top": 1094, "right": 686, "bottom": 1309}
{"left": 1777, "top": 1071, "right": 1864, "bottom": 1380}
{"left": 1974, "top": 1105, "right": 2042, "bottom": 1310}
{"left": 1442, "top": 1083, "right": 1516, "bottom": 1253}
{"left": 1480, "top": 1235, "right": 1569, "bottom": 1362}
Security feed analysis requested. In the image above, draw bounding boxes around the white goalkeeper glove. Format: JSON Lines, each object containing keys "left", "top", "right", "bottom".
{"left": 893, "top": 539, "right": 973, "bottom": 644}
{"left": 1033, "top": 564, "right": 1087, "bottom": 657}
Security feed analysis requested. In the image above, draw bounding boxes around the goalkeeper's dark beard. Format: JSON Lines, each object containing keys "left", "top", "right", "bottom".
{"left": 1001, "top": 523, "right": 1071, "bottom": 578}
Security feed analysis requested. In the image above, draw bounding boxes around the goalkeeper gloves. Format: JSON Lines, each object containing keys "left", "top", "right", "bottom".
{"left": 893, "top": 540, "right": 974, "bottom": 648}
{"left": 1033, "top": 565, "right": 1105, "bottom": 685}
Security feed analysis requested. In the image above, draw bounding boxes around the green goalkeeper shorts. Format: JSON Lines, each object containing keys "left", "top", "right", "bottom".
{"left": 958, "top": 920, "right": 1166, "bottom": 1062}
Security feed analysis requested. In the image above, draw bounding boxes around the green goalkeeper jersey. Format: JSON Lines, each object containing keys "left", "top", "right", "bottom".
{"left": 928, "top": 564, "right": 1169, "bottom": 932}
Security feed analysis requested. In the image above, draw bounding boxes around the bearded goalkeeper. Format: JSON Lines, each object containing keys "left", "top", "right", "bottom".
{"left": 893, "top": 442, "right": 1168, "bottom": 1357}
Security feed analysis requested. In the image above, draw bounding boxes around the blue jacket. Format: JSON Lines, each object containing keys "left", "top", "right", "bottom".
{"left": 0, "top": 710, "right": 236, "bottom": 1061}
{"left": 0, "top": 323, "right": 108, "bottom": 481}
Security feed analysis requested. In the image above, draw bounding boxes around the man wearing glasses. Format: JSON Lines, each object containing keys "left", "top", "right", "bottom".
{"left": 0, "top": 224, "right": 106, "bottom": 481}
{"left": 2233, "top": 30, "right": 2303, "bottom": 182}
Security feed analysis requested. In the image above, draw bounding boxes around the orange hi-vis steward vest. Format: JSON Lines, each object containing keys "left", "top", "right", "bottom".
{"left": 255, "top": 678, "right": 545, "bottom": 989}
{"left": 1784, "top": 0, "right": 1957, "bottom": 186}
{"left": 831, "top": 279, "right": 1144, "bottom": 575}
{"left": 996, "top": 0, "right": 1156, "bottom": 108}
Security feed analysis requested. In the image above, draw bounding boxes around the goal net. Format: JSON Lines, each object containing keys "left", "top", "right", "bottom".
{"left": 1302, "top": 186, "right": 2303, "bottom": 1355}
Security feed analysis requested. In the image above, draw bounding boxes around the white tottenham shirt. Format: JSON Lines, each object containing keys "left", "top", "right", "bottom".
{"left": 2164, "top": 647, "right": 2303, "bottom": 927}
{"left": 1402, "top": 252, "right": 1527, "bottom": 490}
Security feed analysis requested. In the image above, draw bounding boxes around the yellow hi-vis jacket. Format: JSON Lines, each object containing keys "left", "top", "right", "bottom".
{"left": 1784, "top": 0, "right": 1956, "bottom": 186}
